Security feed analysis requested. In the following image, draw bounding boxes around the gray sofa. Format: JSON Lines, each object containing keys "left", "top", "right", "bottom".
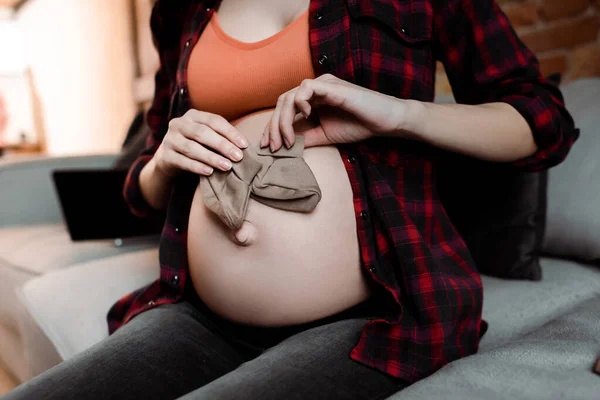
{"left": 1, "top": 78, "right": 599, "bottom": 399}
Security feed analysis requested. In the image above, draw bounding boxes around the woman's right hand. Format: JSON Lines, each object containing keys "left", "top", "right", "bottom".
{"left": 154, "top": 109, "right": 249, "bottom": 177}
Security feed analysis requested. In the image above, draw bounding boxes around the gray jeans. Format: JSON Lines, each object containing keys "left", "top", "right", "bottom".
{"left": 3, "top": 297, "right": 407, "bottom": 400}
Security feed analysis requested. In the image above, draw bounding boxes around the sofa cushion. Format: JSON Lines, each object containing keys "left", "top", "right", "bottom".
{"left": 0, "top": 324, "right": 26, "bottom": 384}
{"left": 0, "top": 224, "right": 159, "bottom": 276}
{"left": 543, "top": 78, "right": 600, "bottom": 262}
{"left": 17, "top": 249, "right": 159, "bottom": 361}
{"left": 388, "top": 294, "right": 600, "bottom": 400}
{"left": 479, "top": 257, "right": 600, "bottom": 350}
{"left": 0, "top": 224, "right": 158, "bottom": 348}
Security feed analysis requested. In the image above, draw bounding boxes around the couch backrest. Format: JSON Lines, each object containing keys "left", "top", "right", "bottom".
{"left": 543, "top": 78, "right": 600, "bottom": 263}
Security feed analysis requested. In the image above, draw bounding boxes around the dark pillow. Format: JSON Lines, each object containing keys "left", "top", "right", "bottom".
{"left": 436, "top": 74, "right": 562, "bottom": 281}
{"left": 438, "top": 164, "right": 547, "bottom": 280}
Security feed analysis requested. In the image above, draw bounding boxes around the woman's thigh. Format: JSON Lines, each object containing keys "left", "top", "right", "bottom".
{"left": 3, "top": 302, "right": 249, "bottom": 400}
{"left": 178, "top": 318, "right": 407, "bottom": 400}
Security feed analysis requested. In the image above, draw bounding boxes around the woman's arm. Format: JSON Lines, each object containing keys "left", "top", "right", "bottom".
{"left": 396, "top": 100, "right": 536, "bottom": 163}
{"left": 137, "top": 157, "right": 176, "bottom": 211}
{"left": 266, "top": 0, "right": 578, "bottom": 169}
{"left": 429, "top": 0, "right": 578, "bottom": 171}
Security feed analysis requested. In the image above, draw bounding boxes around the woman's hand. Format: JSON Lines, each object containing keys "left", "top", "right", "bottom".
{"left": 155, "top": 109, "right": 249, "bottom": 177}
{"left": 261, "top": 74, "right": 408, "bottom": 151}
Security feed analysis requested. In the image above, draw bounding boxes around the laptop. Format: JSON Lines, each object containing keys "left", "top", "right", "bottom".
{"left": 52, "top": 169, "right": 164, "bottom": 241}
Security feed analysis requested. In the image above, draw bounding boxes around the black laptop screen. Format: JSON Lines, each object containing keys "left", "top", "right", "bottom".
{"left": 52, "top": 169, "right": 164, "bottom": 241}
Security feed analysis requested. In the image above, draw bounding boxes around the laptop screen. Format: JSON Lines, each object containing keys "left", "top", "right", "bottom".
{"left": 52, "top": 169, "right": 164, "bottom": 241}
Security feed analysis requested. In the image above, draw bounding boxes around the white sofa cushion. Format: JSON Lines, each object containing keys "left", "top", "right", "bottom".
{"left": 0, "top": 224, "right": 158, "bottom": 276}
{"left": 0, "top": 224, "right": 158, "bottom": 337}
{"left": 17, "top": 248, "right": 159, "bottom": 361}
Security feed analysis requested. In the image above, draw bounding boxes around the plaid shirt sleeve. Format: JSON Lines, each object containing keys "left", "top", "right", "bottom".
{"left": 122, "top": 3, "right": 177, "bottom": 218}
{"left": 433, "top": 0, "right": 578, "bottom": 172}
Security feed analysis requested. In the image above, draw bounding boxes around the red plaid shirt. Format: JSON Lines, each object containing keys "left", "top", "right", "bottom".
{"left": 108, "top": 0, "right": 577, "bottom": 383}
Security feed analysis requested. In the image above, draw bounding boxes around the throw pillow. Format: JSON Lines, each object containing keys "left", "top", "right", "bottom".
{"left": 438, "top": 164, "right": 546, "bottom": 280}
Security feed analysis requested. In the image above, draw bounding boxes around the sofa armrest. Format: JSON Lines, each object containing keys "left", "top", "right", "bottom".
{"left": 0, "top": 154, "right": 118, "bottom": 227}
{"left": 16, "top": 248, "right": 158, "bottom": 371}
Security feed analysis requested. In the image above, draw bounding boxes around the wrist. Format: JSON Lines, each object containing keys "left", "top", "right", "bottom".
{"left": 139, "top": 156, "right": 176, "bottom": 211}
{"left": 146, "top": 156, "right": 175, "bottom": 185}
{"left": 392, "top": 99, "right": 427, "bottom": 140}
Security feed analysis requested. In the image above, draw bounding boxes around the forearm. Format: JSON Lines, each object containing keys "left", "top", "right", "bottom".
{"left": 139, "top": 157, "right": 175, "bottom": 210}
{"left": 397, "top": 100, "right": 537, "bottom": 163}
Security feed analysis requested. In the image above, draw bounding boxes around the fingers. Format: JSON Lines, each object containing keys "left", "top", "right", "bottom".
{"left": 278, "top": 90, "right": 300, "bottom": 149}
{"left": 179, "top": 120, "right": 244, "bottom": 163}
{"left": 164, "top": 150, "right": 215, "bottom": 176}
{"left": 174, "top": 133, "right": 237, "bottom": 172}
{"left": 295, "top": 79, "right": 315, "bottom": 118}
{"left": 166, "top": 118, "right": 242, "bottom": 173}
{"left": 268, "top": 94, "right": 286, "bottom": 152}
{"left": 263, "top": 87, "right": 306, "bottom": 152}
{"left": 184, "top": 109, "right": 248, "bottom": 149}
{"left": 261, "top": 120, "right": 271, "bottom": 149}
{"left": 162, "top": 110, "right": 252, "bottom": 177}
{"left": 264, "top": 76, "right": 341, "bottom": 152}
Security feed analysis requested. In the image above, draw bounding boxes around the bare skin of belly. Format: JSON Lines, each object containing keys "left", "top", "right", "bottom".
{"left": 187, "top": 109, "right": 372, "bottom": 326}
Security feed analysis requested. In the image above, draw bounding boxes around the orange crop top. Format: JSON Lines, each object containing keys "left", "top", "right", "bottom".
{"left": 187, "top": 9, "right": 316, "bottom": 123}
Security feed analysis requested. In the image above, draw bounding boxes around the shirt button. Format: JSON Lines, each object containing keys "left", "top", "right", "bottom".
{"left": 148, "top": 300, "right": 156, "bottom": 306}
{"left": 179, "top": 87, "right": 186, "bottom": 96}
{"left": 360, "top": 211, "right": 369, "bottom": 219}
{"left": 400, "top": 27, "right": 407, "bottom": 34}
{"left": 314, "top": 12, "right": 323, "bottom": 20}
{"left": 206, "top": 7, "right": 211, "bottom": 12}
{"left": 175, "top": 227, "right": 179, "bottom": 233}
{"left": 369, "top": 266, "right": 377, "bottom": 274}
{"left": 171, "top": 275, "right": 180, "bottom": 286}
{"left": 318, "top": 54, "right": 328, "bottom": 65}
{"left": 185, "top": 39, "right": 191, "bottom": 48}
{"left": 348, "top": 156, "right": 356, "bottom": 164}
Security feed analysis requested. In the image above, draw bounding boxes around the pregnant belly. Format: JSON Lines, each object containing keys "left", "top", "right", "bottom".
{"left": 187, "top": 109, "right": 371, "bottom": 326}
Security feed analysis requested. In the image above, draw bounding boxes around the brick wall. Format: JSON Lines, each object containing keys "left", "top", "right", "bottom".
{"left": 435, "top": 0, "right": 600, "bottom": 94}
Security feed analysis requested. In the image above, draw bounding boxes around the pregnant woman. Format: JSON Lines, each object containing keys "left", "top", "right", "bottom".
{"left": 5, "top": 0, "right": 577, "bottom": 399}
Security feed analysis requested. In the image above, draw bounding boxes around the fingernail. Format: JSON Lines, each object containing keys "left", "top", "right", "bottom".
{"left": 219, "top": 160, "right": 232, "bottom": 170}
{"left": 237, "top": 136, "right": 248, "bottom": 148}
{"left": 203, "top": 166, "right": 214, "bottom": 175}
{"left": 230, "top": 149, "right": 243, "bottom": 160}
{"left": 270, "top": 140, "right": 275, "bottom": 152}
{"left": 283, "top": 137, "right": 291, "bottom": 149}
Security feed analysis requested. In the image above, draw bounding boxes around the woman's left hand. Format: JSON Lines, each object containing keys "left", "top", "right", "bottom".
{"left": 261, "top": 74, "right": 409, "bottom": 151}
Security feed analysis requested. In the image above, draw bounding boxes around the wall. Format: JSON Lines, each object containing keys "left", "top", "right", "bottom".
{"left": 0, "top": 19, "right": 26, "bottom": 74}
{"left": 0, "top": 19, "right": 37, "bottom": 146}
{"left": 436, "top": 0, "right": 600, "bottom": 94}
{"left": 132, "top": 0, "right": 159, "bottom": 108}
{"left": 17, "top": 0, "right": 137, "bottom": 155}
